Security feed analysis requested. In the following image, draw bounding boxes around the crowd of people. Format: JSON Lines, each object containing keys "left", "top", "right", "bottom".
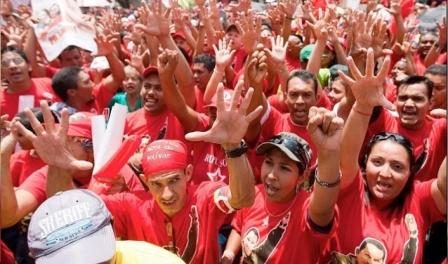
{"left": 0, "top": 0, "right": 446, "bottom": 263}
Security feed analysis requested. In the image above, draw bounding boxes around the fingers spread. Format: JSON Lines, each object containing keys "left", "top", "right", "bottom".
{"left": 185, "top": 131, "right": 210, "bottom": 142}
{"left": 40, "top": 100, "right": 56, "bottom": 133}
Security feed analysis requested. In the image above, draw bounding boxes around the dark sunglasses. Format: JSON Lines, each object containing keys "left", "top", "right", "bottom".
{"left": 369, "top": 132, "right": 413, "bottom": 154}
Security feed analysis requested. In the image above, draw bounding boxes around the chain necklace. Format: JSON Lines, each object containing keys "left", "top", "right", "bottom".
{"left": 263, "top": 193, "right": 298, "bottom": 218}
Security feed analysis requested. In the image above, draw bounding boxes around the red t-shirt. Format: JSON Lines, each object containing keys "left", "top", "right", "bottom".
{"left": 10, "top": 150, "right": 46, "bottom": 187}
{"left": 384, "top": 80, "right": 397, "bottom": 103}
{"left": 0, "top": 78, "right": 59, "bottom": 120}
{"left": 232, "top": 185, "right": 338, "bottom": 263}
{"left": 367, "top": 109, "right": 447, "bottom": 182}
{"left": 0, "top": 240, "right": 15, "bottom": 264}
{"left": 317, "top": 92, "right": 333, "bottom": 110}
{"left": 194, "top": 86, "right": 206, "bottom": 114}
{"left": 103, "top": 181, "right": 233, "bottom": 263}
{"left": 188, "top": 114, "right": 228, "bottom": 184}
{"left": 285, "top": 55, "right": 302, "bottom": 72}
{"left": 18, "top": 165, "right": 144, "bottom": 206}
{"left": 268, "top": 92, "right": 332, "bottom": 114}
{"left": 81, "top": 82, "right": 114, "bottom": 114}
{"left": 268, "top": 94, "right": 289, "bottom": 113}
{"left": 124, "top": 108, "right": 185, "bottom": 142}
{"left": 232, "top": 48, "right": 247, "bottom": 74}
{"left": 412, "top": 54, "right": 427, "bottom": 76}
{"left": 330, "top": 172, "right": 444, "bottom": 264}
{"left": 261, "top": 107, "right": 318, "bottom": 168}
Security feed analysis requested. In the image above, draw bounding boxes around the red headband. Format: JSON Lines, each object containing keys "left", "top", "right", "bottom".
{"left": 142, "top": 140, "right": 188, "bottom": 178}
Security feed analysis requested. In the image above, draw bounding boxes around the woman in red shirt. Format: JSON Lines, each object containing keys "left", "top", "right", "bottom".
{"left": 331, "top": 48, "right": 446, "bottom": 264}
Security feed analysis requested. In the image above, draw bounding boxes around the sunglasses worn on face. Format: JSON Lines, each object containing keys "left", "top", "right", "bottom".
{"left": 71, "top": 137, "right": 93, "bottom": 150}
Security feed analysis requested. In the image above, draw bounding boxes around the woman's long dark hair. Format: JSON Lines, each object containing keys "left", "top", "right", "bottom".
{"left": 361, "top": 132, "right": 416, "bottom": 212}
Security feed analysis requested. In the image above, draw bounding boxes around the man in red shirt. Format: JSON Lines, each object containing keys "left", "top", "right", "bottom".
{"left": 158, "top": 49, "right": 237, "bottom": 184}
{"left": 0, "top": 46, "right": 59, "bottom": 120}
{"left": 364, "top": 76, "right": 446, "bottom": 182}
{"left": 1, "top": 107, "right": 143, "bottom": 229}
{"left": 9, "top": 83, "right": 262, "bottom": 263}
{"left": 424, "top": 64, "right": 447, "bottom": 113}
{"left": 49, "top": 41, "right": 125, "bottom": 115}
{"left": 191, "top": 54, "right": 215, "bottom": 113}
{"left": 123, "top": 66, "right": 185, "bottom": 142}
{"left": 9, "top": 108, "right": 59, "bottom": 186}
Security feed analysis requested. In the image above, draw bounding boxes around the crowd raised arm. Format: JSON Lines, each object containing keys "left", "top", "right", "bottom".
{"left": 0, "top": 0, "right": 446, "bottom": 263}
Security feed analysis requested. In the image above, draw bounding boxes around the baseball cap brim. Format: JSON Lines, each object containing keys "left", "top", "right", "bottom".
{"left": 36, "top": 224, "right": 115, "bottom": 264}
{"left": 256, "top": 142, "right": 301, "bottom": 163}
{"left": 143, "top": 66, "right": 159, "bottom": 78}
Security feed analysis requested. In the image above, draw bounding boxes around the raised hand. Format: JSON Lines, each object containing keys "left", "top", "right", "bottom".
{"left": 338, "top": 48, "right": 395, "bottom": 111}
{"left": 125, "top": 45, "right": 148, "bottom": 72}
{"left": 386, "top": 0, "right": 402, "bottom": 17}
{"left": 13, "top": 101, "right": 93, "bottom": 171}
{"left": 278, "top": 0, "right": 298, "bottom": 19}
{"left": 371, "top": 16, "right": 392, "bottom": 58}
{"left": 300, "top": 1, "right": 317, "bottom": 23}
{"left": 307, "top": 107, "right": 344, "bottom": 152}
{"left": 437, "top": 17, "right": 447, "bottom": 49}
{"left": 305, "top": 8, "right": 330, "bottom": 41}
{"left": 171, "top": 7, "right": 184, "bottom": 31}
{"left": 157, "top": 48, "right": 179, "bottom": 75}
{"left": 1, "top": 25, "right": 27, "bottom": 48}
{"left": 135, "top": 0, "right": 171, "bottom": 37}
{"left": 246, "top": 46, "right": 268, "bottom": 85}
{"left": 213, "top": 38, "right": 236, "bottom": 72}
{"left": 92, "top": 33, "right": 116, "bottom": 57}
{"left": 185, "top": 81, "right": 263, "bottom": 146}
{"left": 229, "top": 0, "right": 251, "bottom": 13}
{"left": 235, "top": 13, "right": 261, "bottom": 53}
{"left": 264, "top": 36, "right": 287, "bottom": 69}
{"left": 195, "top": 0, "right": 205, "bottom": 7}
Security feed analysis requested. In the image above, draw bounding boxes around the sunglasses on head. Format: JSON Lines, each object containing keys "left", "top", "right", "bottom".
{"left": 268, "top": 134, "right": 311, "bottom": 171}
{"left": 370, "top": 132, "right": 413, "bottom": 153}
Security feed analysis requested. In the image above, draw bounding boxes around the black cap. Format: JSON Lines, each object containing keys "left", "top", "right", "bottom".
{"left": 256, "top": 132, "right": 312, "bottom": 172}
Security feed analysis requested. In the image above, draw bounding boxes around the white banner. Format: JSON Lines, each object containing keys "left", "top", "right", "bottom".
{"left": 74, "top": 0, "right": 113, "bottom": 7}
{"left": 31, "top": 0, "right": 97, "bottom": 61}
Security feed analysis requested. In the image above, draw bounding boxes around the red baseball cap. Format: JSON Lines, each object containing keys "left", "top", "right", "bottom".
{"left": 143, "top": 66, "right": 159, "bottom": 78}
{"left": 171, "top": 31, "right": 186, "bottom": 41}
{"left": 67, "top": 112, "right": 95, "bottom": 139}
{"left": 141, "top": 140, "right": 188, "bottom": 178}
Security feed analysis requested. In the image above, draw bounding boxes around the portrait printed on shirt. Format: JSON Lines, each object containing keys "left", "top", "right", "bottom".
{"left": 328, "top": 213, "right": 419, "bottom": 264}
{"left": 242, "top": 212, "right": 291, "bottom": 263}
{"left": 163, "top": 205, "right": 199, "bottom": 263}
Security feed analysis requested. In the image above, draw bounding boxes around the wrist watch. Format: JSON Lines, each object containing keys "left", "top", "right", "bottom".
{"left": 224, "top": 141, "right": 248, "bottom": 158}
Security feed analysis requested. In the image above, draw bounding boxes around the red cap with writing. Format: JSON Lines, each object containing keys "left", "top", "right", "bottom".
{"left": 141, "top": 140, "right": 188, "bottom": 178}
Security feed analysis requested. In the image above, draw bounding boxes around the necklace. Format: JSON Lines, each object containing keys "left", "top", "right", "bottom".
{"left": 263, "top": 193, "right": 298, "bottom": 218}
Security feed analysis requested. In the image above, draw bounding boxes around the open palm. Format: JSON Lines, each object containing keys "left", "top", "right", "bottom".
{"left": 186, "top": 82, "right": 263, "bottom": 145}
{"left": 339, "top": 49, "right": 395, "bottom": 110}
{"left": 14, "top": 101, "right": 93, "bottom": 171}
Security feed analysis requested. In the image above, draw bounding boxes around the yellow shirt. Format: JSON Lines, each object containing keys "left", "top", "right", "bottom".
{"left": 113, "top": 241, "right": 185, "bottom": 264}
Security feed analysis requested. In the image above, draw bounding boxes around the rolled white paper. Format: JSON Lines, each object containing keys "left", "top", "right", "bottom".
{"left": 91, "top": 115, "right": 106, "bottom": 165}
{"left": 94, "top": 104, "right": 128, "bottom": 174}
